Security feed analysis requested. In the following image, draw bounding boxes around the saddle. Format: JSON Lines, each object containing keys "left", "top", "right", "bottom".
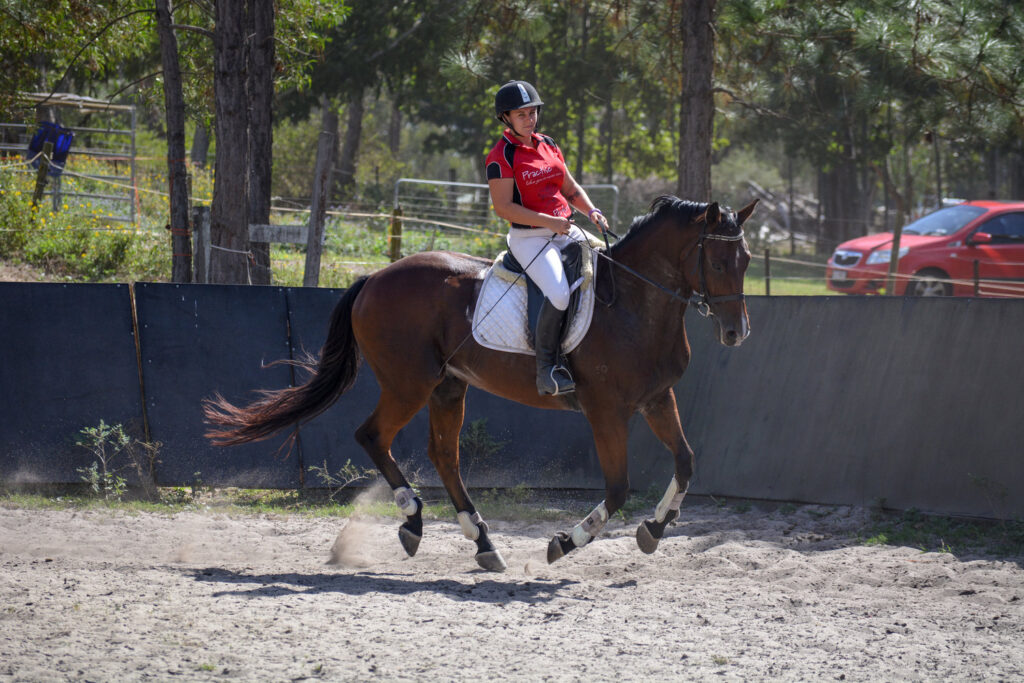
{"left": 472, "top": 230, "right": 605, "bottom": 356}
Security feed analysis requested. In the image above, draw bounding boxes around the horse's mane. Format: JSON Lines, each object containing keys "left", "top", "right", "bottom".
{"left": 613, "top": 195, "right": 708, "bottom": 250}
{"left": 612, "top": 195, "right": 744, "bottom": 252}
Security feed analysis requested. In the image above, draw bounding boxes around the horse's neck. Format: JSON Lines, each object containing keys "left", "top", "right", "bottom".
{"left": 611, "top": 222, "right": 694, "bottom": 298}
{"left": 604, "top": 224, "right": 692, "bottom": 355}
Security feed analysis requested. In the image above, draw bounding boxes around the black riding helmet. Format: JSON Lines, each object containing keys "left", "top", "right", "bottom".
{"left": 494, "top": 80, "right": 544, "bottom": 124}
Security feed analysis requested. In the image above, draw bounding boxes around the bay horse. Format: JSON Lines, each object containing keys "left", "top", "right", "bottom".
{"left": 204, "top": 195, "right": 757, "bottom": 572}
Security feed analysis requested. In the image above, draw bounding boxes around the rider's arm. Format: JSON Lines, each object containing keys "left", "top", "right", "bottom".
{"left": 561, "top": 171, "right": 609, "bottom": 233}
{"left": 488, "top": 178, "right": 570, "bottom": 235}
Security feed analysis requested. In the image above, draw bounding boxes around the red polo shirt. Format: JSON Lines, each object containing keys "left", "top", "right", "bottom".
{"left": 485, "top": 130, "right": 571, "bottom": 227}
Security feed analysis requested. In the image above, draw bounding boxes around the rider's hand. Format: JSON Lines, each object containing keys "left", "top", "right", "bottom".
{"left": 589, "top": 208, "right": 609, "bottom": 234}
{"left": 549, "top": 216, "right": 572, "bottom": 235}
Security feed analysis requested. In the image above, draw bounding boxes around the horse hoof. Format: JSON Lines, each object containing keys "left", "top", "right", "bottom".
{"left": 636, "top": 519, "right": 660, "bottom": 554}
{"left": 475, "top": 549, "right": 507, "bottom": 572}
{"left": 546, "top": 532, "right": 573, "bottom": 564}
{"left": 398, "top": 524, "right": 421, "bottom": 557}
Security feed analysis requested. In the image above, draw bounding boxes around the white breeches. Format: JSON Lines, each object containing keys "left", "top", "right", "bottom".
{"left": 507, "top": 224, "right": 585, "bottom": 311}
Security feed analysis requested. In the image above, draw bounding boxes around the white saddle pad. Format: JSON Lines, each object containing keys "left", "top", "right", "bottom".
{"left": 472, "top": 235, "right": 602, "bottom": 356}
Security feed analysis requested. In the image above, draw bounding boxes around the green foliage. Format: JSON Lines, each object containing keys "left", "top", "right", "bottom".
{"left": 307, "top": 459, "right": 375, "bottom": 500}
{"left": 77, "top": 461, "right": 126, "bottom": 501}
{"left": 0, "top": 186, "right": 29, "bottom": 257}
{"left": 4, "top": 0, "right": 1023, "bottom": 286}
{"left": 0, "top": 163, "right": 171, "bottom": 281}
{"left": 459, "top": 418, "right": 508, "bottom": 480}
{"left": 0, "top": 1, "right": 155, "bottom": 120}
{"left": 75, "top": 420, "right": 161, "bottom": 501}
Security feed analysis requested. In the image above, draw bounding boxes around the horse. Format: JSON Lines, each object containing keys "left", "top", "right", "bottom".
{"left": 204, "top": 195, "right": 757, "bottom": 572}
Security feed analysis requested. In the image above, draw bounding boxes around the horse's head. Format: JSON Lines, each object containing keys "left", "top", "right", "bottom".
{"left": 688, "top": 199, "right": 757, "bottom": 347}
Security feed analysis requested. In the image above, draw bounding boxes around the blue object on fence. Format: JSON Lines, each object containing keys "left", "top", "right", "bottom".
{"left": 27, "top": 121, "right": 75, "bottom": 176}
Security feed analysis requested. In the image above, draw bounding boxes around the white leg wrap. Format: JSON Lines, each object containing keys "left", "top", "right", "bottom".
{"left": 571, "top": 501, "right": 609, "bottom": 547}
{"left": 393, "top": 486, "right": 419, "bottom": 517}
{"left": 654, "top": 478, "right": 688, "bottom": 523}
{"left": 457, "top": 511, "right": 484, "bottom": 540}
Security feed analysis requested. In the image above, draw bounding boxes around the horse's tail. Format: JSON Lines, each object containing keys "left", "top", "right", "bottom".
{"left": 203, "top": 277, "right": 369, "bottom": 447}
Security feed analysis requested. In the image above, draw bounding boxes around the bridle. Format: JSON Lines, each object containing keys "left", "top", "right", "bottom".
{"left": 585, "top": 217, "right": 746, "bottom": 317}
{"left": 689, "top": 221, "right": 747, "bottom": 318}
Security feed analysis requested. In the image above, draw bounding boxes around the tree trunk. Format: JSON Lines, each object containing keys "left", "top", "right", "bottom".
{"left": 602, "top": 98, "right": 613, "bottom": 184}
{"left": 336, "top": 89, "right": 365, "bottom": 202}
{"left": 821, "top": 156, "right": 861, "bottom": 248}
{"left": 388, "top": 96, "right": 401, "bottom": 156}
{"left": 247, "top": 0, "right": 274, "bottom": 285}
{"left": 574, "top": 0, "right": 590, "bottom": 180}
{"left": 1009, "top": 141, "right": 1024, "bottom": 200}
{"left": 209, "top": 0, "right": 250, "bottom": 284}
{"left": 676, "top": 0, "right": 715, "bottom": 202}
{"left": 155, "top": 0, "right": 191, "bottom": 283}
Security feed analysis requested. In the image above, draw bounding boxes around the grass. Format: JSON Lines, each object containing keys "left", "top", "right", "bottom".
{"left": 861, "top": 507, "right": 1024, "bottom": 557}
{"left": 0, "top": 484, "right": 573, "bottom": 523}
{"left": 3, "top": 487, "right": 1022, "bottom": 558}
{"left": 744, "top": 248, "right": 834, "bottom": 296}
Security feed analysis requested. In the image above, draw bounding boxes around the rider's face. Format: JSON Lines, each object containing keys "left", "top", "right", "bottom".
{"left": 507, "top": 106, "right": 538, "bottom": 136}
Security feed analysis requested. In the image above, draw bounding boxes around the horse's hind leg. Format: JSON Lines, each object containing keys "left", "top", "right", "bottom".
{"left": 428, "top": 375, "right": 506, "bottom": 572}
{"left": 635, "top": 389, "right": 694, "bottom": 554}
{"left": 355, "top": 388, "right": 434, "bottom": 557}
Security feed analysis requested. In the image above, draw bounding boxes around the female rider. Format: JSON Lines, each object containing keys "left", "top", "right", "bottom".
{"left": 485, "top": 80, "right": 610, "bottom": 396}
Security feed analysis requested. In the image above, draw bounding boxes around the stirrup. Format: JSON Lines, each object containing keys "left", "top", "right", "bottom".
{"left": 538, "top": 364, "right": 576, "bottom": 396}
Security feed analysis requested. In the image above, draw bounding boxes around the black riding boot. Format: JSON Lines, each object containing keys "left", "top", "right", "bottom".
{"left": 535, "top": 298, "right": 575, "bottom": 396}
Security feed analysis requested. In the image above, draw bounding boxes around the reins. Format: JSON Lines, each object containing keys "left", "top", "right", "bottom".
{"left": 572, "top": 219, "right": 745, "bottom": 318}
{"left": 438, "top": 212, "right": 745, "bottom": 376}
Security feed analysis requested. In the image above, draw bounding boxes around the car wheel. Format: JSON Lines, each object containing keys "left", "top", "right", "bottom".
{"left": 906, "top": 269, "right": 952, "bottom": 296}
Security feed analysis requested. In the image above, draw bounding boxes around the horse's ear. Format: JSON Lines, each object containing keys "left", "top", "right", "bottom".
{"left": 699, "top": 202, "right": 721, "bottom": 226}
{"left": 736, "top": 199, "right": 759, "bottom": 226}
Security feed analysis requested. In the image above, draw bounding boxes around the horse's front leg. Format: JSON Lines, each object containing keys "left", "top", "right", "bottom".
{"left": 635, "top": 388, "right": 693, "bottom": 554}
{"left": 428, "top": 376, "right": 507, "bottom": 572}
{"left": 547, "top": 412, "right": 629, "bottom": 563}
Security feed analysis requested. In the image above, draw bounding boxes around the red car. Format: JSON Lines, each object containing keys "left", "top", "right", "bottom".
{"left": 826, "top": 200, "right": 1024, "bottom": 297}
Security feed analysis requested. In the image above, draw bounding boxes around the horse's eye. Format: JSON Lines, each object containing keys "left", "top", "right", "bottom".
{"left": 711, "top": 260, "right": 725, "bottom": 273}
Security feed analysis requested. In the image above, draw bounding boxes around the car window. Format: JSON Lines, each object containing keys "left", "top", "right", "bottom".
{"left": 902, "top": 205, "right": 987, "bottom": 236}
{"left": 979, "top": 212, "right": 1024, "bottom": 243}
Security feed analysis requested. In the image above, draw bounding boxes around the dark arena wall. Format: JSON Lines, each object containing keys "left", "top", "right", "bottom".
{"left": 1, "top": 282, "right": 1021, "bottom": 519}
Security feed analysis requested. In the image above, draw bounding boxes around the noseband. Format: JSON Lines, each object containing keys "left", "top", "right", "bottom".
{"left": 690, "top": 223, "right": 746, "bottom": 318}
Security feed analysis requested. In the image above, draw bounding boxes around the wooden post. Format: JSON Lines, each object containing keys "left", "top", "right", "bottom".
{"left": 191, "top": 205, "right": 210, "bottom": 284}
{"left": 303, "top": 125, "right": 335, "bottom": 287}
{"left": 51, "top": 173, "right": 61, "bottom": 212}
{"left": 389, "top": 207, "right": 403, "bottom": 262}
{"left": 31, "top": 141, "right": 53, "bottom": 208}
{"left": 764, "top": 248, "right": 771, "bottom": 297}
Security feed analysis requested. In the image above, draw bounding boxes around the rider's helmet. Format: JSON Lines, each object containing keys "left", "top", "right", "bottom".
{"left": 494, "top": 80, "right": 544, "bottom": 121}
